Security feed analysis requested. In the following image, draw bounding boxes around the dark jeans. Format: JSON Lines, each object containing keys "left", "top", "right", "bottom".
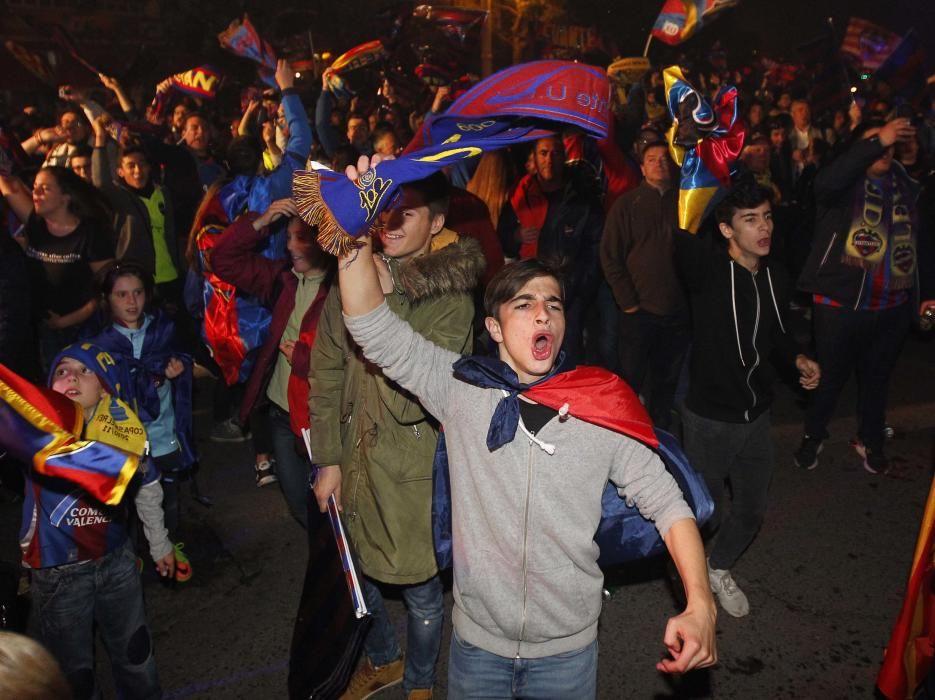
{"left": 618, "top": 309, "right": 690, "bottom": 430}
{"left": 153, "top": 450, "right": 183, "bottom": 537}
{"left": 31, "top": 544, "right": 161, "bottom": 700}
{"left": 804, "top": 303, "right": 911, "bottom": 453}
{"left": 269, "top": 403, "right": 310, "bottom": 528}
{"left": 682, "top": 407, "right": 773, "bottom": 571}
{"left": 362, "top": 575, "right": 444, "bottom": 695}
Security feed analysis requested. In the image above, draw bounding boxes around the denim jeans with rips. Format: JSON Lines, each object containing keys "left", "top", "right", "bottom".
{"left": 447, "top": 629, "right": 598, "bottom": 700}
{"left": 31, "top": 543, "right": 161, "bottom": 700}
{"left": 362, "top": 574, "right": 444, "bottom": 695}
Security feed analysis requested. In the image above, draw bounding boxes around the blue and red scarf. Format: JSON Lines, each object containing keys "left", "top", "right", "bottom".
{"left": 294, "top": 60, "right": 611, "bottom": 256}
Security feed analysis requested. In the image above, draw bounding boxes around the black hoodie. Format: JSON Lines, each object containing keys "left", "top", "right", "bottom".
{"left": 675, "top": 230, "right": 803, "bottom": 423}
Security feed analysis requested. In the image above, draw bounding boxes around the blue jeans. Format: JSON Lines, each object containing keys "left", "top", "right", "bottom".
{"left": 269, "top": 403, "right": 311, "bottom": 528}
{"left": 31, "top": 543, "right": 161, "bottom": 700}
{"left": 362, "top": 575, "right": 443, "bottom": 694}
{"left": 448, "top": 630, "right": 598, "bottom": 699}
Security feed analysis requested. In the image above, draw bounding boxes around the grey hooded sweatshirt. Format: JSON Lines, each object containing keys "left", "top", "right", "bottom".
{"left": 345, "top": 302, "right": 694, "bottom": 659}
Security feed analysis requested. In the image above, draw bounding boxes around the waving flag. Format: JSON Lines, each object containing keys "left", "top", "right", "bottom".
{"left": 0, "top": 364, "right": 138, "bottom": 506}
{"left": 664, "top": 65, "right": 745, "bottom": 233}
{"left": 413, "top": 5, "right": 488, "bottom": 45}
{"left": 875, "top": 30, "right": 927, "bottom": 104}
{"left": 841, "top": 17, "right": 901, "bottom": 71}
{"left": 330, "top": 40, "right": 388, "bottom": 75}
{"left": 4, "top": 41, "right": 56, "bottom": 85}
{"left": 294, "top": 60, "right": 610, "bottom": 256}
{"left": 878, "top": 476, "right": 935, "bottom": 698}
{"left": 218, "top": 14, "right": 278, "bottom": 88}
{"left": 651, "top": 0, "right": 740, "bottom": 46}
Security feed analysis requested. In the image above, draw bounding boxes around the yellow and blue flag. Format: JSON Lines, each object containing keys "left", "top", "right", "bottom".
{"left": 651, "top": 0, "right": 740, "bottom": 46}
{"left": 0, "top": 363, "right": 138, "bottom": 506}
{"left": 664, "top": 65, "right": 745, "bottom": 233}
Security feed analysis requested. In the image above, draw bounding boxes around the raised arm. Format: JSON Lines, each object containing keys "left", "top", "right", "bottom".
{"left": 0, "top": 173, "right": 33, "bottom": 224}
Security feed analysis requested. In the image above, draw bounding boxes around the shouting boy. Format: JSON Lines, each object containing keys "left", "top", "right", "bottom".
{"left": 313, "top": 156, "right": 716, "bottom": 699}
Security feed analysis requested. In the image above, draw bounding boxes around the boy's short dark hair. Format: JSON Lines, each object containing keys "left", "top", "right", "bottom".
{"left": 484, "top": 258, "right": 565, "bottom": 319}
{"left": 118, "top": 143, "right": 147, "bottom": 164}
{"left": 71, "top": 143, "right": 93, "bottom": 159}
{"left": 715, "top": 179, "right": 773, "bottom": 226}
{"left": 402, "top": 171, "right": 450, "bottom": 218}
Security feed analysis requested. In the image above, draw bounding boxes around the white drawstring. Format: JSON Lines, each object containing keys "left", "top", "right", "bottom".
{"left": 730, "top": 261, "right": 746, "bottom": 367}
{"left": 766, "top": 267, "right": 786, "bottom": 334}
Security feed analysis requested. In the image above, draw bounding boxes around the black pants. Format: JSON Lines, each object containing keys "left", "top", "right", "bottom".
{"left": 682, "top": 407, "right": 773, "bottom": 571}
{"left": 618, "top": 309, "right": 690, "bottom": 430}
{"left": 804, "top": 303, "right": 910, "bottom": 453}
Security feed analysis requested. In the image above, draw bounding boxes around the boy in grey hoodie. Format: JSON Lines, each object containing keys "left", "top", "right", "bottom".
{"left": 313, "top": 156, "right": 717, "bottom": 698}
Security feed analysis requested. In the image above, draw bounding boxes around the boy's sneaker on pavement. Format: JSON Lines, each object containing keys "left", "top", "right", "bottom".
{"left": 793, "top": 436, "right": 823, "bottom": 470}
{"left": 340, "top": 656, "right": 404, "bottom": 700}
{"left": 860, "top": 446, "right": 890, "bottom": 475}
{"left": 173, "top": 542, "right": 192, "bottom": 583}
{"left": 708, "top": 561, "right": 750, "bottom": 618}
{"left": 255, "top": 459, "right": 278, "bottom": 487}
{"left": 209, "top": 418, "right": 248, "bottom": 443}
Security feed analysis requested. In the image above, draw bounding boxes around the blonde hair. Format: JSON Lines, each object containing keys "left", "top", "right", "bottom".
{"left": 466, "top": 151, "right": 517, "bottom": 230}
{"left": 0, "top": 631, "right": 71, "bottom": 700}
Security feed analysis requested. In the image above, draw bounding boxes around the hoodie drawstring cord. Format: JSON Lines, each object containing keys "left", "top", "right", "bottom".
{"left": 766, "top": 267, "right": 786, "bottom": 334}
{"left": 730, "top": 261, "right": 746, "bottom": 367}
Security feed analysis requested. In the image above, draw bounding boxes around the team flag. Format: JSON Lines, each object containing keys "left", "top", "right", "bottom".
{"left": 651, "top": 0, "right": 740, "bottom": 46}
{"left": 877, "top": 476, "right": 935, "bottom": 699}
{"left": 840, "top": 17, "right": 901, "bottom": 70}
{"left": 218, "top": 14, "right": 278, "bottom": 88}
{"left": 0, "top": 364, "right": 138, "bottom": 506}
{"left": 3, "top": 41, "right": 56, "bottom": 85}
{"left": 664, "top": 65, "right": 745, "bottom": 233}
{"left": 295, "top": 60, "right": 610, "bottom": 256}
{"left": 875, "top": 30, "right": 927, "bottom": 105}
{"left": 169, "top": 65, "right": 222, "bottom": 99}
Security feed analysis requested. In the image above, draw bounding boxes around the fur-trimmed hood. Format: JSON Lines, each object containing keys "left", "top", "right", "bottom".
{"left": 396, "top": 234, "right": 487, "bottom": 302}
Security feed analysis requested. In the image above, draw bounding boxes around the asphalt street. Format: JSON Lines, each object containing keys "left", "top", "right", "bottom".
{"left": 2, "top": 330, "right": 933, "bottom": 699}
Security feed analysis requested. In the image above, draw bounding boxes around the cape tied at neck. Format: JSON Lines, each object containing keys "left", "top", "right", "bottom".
{"left": 293, "top": 60, "right": 610, "bottom": 256}
{"left": 452, "top": 355, "right": 658, "bottom": 451}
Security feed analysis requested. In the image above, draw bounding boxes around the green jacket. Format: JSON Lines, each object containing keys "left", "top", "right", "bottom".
{"left": 308, "top": 236, "right": 486, "bottom": 584}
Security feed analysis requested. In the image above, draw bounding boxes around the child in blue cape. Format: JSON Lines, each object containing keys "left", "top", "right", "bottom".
{"left": 89, "top": 260, "right": 196, "bottom": 576}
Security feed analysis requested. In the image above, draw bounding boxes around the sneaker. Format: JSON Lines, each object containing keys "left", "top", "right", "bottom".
{"left": 408, "top": 691, "right": 433, "bottom": 700}
{"left": 173, "top": 542, "right": 192, "bottom": 583}
{"left": 209, "top": 418, "right": 248, "bottom": 443}
{"left": 859, "top": 445, "right": 890, "bottom": 475}
{"left": 255, "top": 459, "right": 278, "bottom": 487}
{"left": 793, "top": 436, "right": 823, "bottom": 470}
{"left": 340, "top": 656, "right": 404, "bottom": 700}
{"left": 708, "top": 561, "right": 750, "bottom": 618}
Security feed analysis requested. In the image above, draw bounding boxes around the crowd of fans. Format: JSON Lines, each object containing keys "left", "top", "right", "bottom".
{"left": 1, "top": 38, "right": 934, "bottom": 700}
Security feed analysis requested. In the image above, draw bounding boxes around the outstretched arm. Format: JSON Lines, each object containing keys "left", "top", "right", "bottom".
{"left": 658, "top": 518, "right": 718, "bottom": 674}
{"left": 336, "top": 155, "right": 392, "bottom": 317}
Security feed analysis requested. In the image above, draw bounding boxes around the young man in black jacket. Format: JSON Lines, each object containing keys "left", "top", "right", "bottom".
{"left": 676, "top": 181, "right": 821, "bottom": 617}
{"left": 794, "top": 116, "right": 935, "bottom": 474}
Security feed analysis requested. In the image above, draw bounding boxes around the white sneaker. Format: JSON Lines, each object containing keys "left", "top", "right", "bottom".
{"left": 708, "top": 561, "right": 750, "bottom": 618}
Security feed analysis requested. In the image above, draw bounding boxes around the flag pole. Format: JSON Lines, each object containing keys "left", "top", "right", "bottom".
{"left": 643, "top": 33, "right": 653, "bottom": 57}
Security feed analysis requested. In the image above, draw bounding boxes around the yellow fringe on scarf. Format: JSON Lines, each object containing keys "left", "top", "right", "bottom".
{"left": 293, "top": 170, "right": 362, "bottom": 257}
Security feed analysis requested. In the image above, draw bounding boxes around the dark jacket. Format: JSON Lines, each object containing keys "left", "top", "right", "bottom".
{"left": 500, "top": 166, "right": 604, "bottom": 303}
{"left": 676, "top": 231, "right": 802, "bottom": 423}
{"left": 91, "top": 147, "right": 179, "bottom": 277}
{"left": 210, "top": 212, "right": 332, "bottom": 426}
{"left": 0, "top": 234, "right": 39, "bottom": 381}
{"left": 798, "top": 135, "right": 930, "bottom": 308}
{"left": 600, "top": 181, "right": 684, "bottom": 315}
